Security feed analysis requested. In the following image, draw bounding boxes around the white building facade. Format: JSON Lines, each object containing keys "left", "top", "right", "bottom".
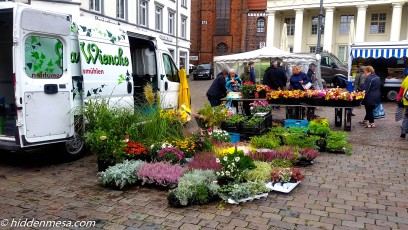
{"left": 12, "top": 0, "right": 191, "bottom": 69}
{"left": 266, "top": 0, "right": 408, "bottom": 63}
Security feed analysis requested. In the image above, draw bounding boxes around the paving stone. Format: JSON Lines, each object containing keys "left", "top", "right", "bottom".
{"left": 229, "top": 218, "right": 248, "bottom": 227}
{"left": 197, "top": 219, "right": 219, "bottom": 228}
{"left": 179, "top": 223, "right": 201, "bottom": 230}
{"left": 342, "top": 220, "right": 365, "bottom": 228}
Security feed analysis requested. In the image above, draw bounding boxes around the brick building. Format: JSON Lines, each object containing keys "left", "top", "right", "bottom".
{"left": 190, "top": 0, "right": 267, "bottom": 65}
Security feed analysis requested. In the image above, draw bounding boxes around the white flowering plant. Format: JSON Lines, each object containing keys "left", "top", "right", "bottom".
{"left": 210, "top": 129, "right": 230, "bottom": 143}
{"left": 215, "top": 148, "right": 255, "bottom": 183}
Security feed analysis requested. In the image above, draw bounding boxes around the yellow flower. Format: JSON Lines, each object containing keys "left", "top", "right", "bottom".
{"left": 100, "top": 136, "right": 107, "bottom": 140}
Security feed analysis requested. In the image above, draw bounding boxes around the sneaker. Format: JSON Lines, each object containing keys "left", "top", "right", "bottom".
{"left": 401, "top": 134, "right": 406, "bottom": 138}
{"left": 359, "top": 120, "right": 367, "bottom": 125}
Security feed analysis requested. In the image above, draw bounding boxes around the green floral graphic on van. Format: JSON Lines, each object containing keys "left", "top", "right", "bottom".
{"left": 71, "top": 23, "right": 126, "bottom": 44}
{"left": 25, "top": 36, "right": 63, "bottom": 79}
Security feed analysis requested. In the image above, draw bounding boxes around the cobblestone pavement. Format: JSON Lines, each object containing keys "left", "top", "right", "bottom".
{"left": 0, "top": 78, "right": 408, "bottom": 229}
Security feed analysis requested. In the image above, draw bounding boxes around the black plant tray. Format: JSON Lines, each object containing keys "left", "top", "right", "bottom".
{"left": 221, "top": 121, "right": 241, "bottom": 132}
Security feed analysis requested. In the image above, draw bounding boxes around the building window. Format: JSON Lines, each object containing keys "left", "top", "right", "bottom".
{"left": 181, "top": 0, "right": 187, "bottom": 8}
{"left": 311, "top": 16, "right": 324, "bottom": 35}
{"left": 216, "top": 0, "right": 230, "bottom": 35}
{"left": 155, "top": 5, "right": 163, "bottom": 31}
{"left": 181, "top": 16, "right": 187, "bottom": 38}
{"left": 139, "top": 1, "right": 148, "bottom": 27}
{"left": 338, "top": 46, "right": 348, "bottom": 64}
{"left": 90, "top": 0, "right": 101, "bottom": 13}
{"left": 309, "top": 46, "right": 323, "bottom": 53}
{"left": 168, "top": 11, "right": 175, "bottom": 35}
{"left": 339, "top": 15, "right": 354, "bottom": 35}
{"left": 216, "top": 43, "right": 228, "bottom": 55}
{"left": 289, "top": 47, "right": 293, "bottom": 53}
{"left": 257, "top": 17, "right": 265, "bottom": 33}
{"left": 117, "top": 0, "right": 126, "bottom": 20}
{"left": 285, "top": 17, "right": 295, "bottom": 36}
{"left": 370, "top": 13, "right": 386, "bottom": 34}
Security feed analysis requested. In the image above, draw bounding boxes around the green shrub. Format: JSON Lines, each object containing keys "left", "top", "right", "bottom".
{"left": 244, "top": 161, "right": 272, "bottom": 182}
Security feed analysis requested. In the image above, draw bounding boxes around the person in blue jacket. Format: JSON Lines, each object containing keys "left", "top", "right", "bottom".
{"left": 289, "top": 65, "right": 311, "bottom": 90}
{"left": 359, "top": 66, "right": 381, "bottom": 128}
{"left": 225, "top": 69, "right": 242, "bottom": 113}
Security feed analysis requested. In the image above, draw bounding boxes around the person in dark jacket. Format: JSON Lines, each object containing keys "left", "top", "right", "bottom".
{"left": 266, "top": 61, "right": 287, "bottom": 90}
{"left": 206, "top": 69, "right": 228, "bottom": 107}
{"left": 359, "top": 66, "right": 381, "bottom": 128}
{"left": 289, "top": 65, "right": 310, "bottom": 90}
{"left": 249, "top": 61, "right": 256, "bottom": 83}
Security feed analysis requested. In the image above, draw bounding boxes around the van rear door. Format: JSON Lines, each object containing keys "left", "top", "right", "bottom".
{"left": 15, "top": 6, "right": 74, "bottom": 147}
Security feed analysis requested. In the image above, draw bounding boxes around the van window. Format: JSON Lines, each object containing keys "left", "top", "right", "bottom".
{"left": 163, "top": 53, "right": 179, "bottom": 82}
{"left": 24, "top": 36, "right": 63, "bottom": 79}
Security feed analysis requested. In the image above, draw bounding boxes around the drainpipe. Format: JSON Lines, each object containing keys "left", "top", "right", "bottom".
{"left": 176, "top": 0, "right": 179, "bottom": 67}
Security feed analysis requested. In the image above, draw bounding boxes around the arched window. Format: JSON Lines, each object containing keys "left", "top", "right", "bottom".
{"left": 216, "top": 43, "right": 228, "bottom": 55}
{"left": 257, "top": 17, "right": 265, "bottom": 33}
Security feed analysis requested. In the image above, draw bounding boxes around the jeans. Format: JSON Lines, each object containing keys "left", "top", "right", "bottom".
{"left": 402, "top": 107, "right": 408, "bottom": 135}
{"left": 364, "top": 104, "right": 376, "bottom": 123}
{"left": 207, "top": 95, "right": 221, "bottom": 107}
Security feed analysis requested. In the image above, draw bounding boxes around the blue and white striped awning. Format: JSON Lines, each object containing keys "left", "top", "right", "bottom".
{"left": 352, "top": 48, "right": 408, "bottom": 58}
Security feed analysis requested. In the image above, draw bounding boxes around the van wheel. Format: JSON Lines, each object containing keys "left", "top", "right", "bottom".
{"left": 60, "top": 133, "right": 86, "bottom": 161}
{"left": 386, "top": 89, "right": 398, "bottom": 101}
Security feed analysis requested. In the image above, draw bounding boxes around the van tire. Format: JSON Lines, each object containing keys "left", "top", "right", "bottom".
{"left": 385, "top": 88, "right": 398, "bottom": 101}
{"left": 60, "top": 133, "right": 86, "bottom": 161}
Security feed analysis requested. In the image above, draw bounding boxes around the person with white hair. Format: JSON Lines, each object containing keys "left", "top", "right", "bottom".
{"left": 225, "top": 68, "right": 242, "bottom": 113}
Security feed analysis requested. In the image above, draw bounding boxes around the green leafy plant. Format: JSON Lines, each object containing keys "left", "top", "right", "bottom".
{"left": 239, "top": 82, "right": 257, "bottom": 97}
{"left": 244, "top": 161, "right": 272, "bottom": 182}
{"left": 242, "top": 116, "right": 264, "bottom": 128}
{"left": 270, "top": 158, "right": 294, "bottom": 168}
{"left": 308, "top": 118, "right": 330, "bottom": 135}
{"left": 250, "top": 133, "right": 281, "bottom": 149}
{"left": 97, "top": 160, "right": 145, "bottom": 189}
{"left": 193, "top": 103, "right": 228, "bottom": 129}
{"left": 282, "top": 132, "right": 320, "bottom": 150}
{"left": 326, "top": 131, "right": 352, "bottom": 154}
{"left": 224, "top": 114, "right": 246, "bottom": 125}
{"left": 84, "top": 129, "right": 127, "bottom": 164}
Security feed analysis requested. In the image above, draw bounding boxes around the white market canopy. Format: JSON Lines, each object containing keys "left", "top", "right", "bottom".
{"left": 213, "top": 46, "right": 319, "bottom": 83}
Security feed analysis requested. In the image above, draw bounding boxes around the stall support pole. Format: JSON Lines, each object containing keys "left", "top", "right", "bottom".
{"left": 334, "top": 108, "right": 343, "bottom": 127}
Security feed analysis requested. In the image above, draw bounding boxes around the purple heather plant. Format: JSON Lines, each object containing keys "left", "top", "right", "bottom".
{"left": 248, "top": 149, "right": 296, "bottom": 162}
{"left": 298, "top": 147, "right": 320, "bottom": 161}
{"left": 186, "top": 151, "right": 222, "bottom": 171}
{"left": 136, "top": 162, "right": 185, "bottom": 187}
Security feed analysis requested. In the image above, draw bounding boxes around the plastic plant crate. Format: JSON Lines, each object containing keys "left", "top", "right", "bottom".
{"left": 240, "top": 118, "right": 267, "bottom": 135}
{"left": 284, "top": 119, "right": 310, "bottom": 129}
{"left": 229, "top": 132, "right": 240, "bottom": 143}
{"left": 253, "top": 112, "right": 272, "bottom": 128}
{"left": 221, "top": 121, "right": 241, "bottom": 132}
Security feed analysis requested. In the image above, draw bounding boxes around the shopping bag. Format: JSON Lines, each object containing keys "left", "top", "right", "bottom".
{"left": 302, "top": 82, "right": 312, "bottom": 90}
{"left": 225, "top": 99, "right": 236, "bottom": 116}
{"left": 395, "top": 106, "right": 404, "bottom": 122}
{"left": 373, "top": 103, "right": 385, "bottom": 119}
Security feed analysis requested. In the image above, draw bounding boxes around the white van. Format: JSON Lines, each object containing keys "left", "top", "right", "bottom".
{"left": 0, "top": 2, "right": 180, "bottom": 159}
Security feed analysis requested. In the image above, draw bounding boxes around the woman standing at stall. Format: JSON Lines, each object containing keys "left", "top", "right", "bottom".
{"left": 289, "top": 65, "right": 311, "bottom": 90}
{"left": 226, "top": 69, "right": 242, "bottom": 113}
{"left": 359, "top": 66, "right": 381, "bottom": 128}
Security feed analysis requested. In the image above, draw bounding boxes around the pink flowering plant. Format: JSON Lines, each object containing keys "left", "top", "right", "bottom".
{"left": 249, "top": 100, "right": 272, "bottom": 114}
{"left": 157, "top": 146, "right": 185, "bottom": 164}
{"left": 136, "top": 162, "right": 185, "bottom": 187}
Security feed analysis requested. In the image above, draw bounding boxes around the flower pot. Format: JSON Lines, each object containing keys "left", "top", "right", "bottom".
{"left": 242, "top": 93, "right": 255, "bottom": 99}
{"left": 258, "top": 90, "right": 267, "bottom": 98}
{"left": 97, "top": 160, "right": 115, "bottom": 172}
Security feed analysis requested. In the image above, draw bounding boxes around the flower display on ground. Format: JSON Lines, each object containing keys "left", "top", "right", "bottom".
{"left": 124, "top": 141, "right": 147, "bottom": 159}
{"left": 210, "top": 129, "right": 230, "bottom": 143}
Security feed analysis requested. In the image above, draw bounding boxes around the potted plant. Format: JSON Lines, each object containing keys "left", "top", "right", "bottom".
{"left": 266, "top": 167, "right": 304, "bottom": 193}
{"left": 250, "top": 133, "right": 281, "bottom": 150}
{"left": 193, "top": 103, "right": 228, "bottom": 129}
{"left": 221, "top": 114, "right": 246, "bottom": 132}
{"left": 215, "top": 148, "right": 255, "bottom": 184}
{"left": 186, "top": 151, "right": 222, "bottom": 171}
{"left": 249, "top": 100, "right": 272, "bottom": 115}
{"left": 241, "top": 116, "right": 266, "bottom": 134}
{"left": 136, "top": 162, "right": 185, "bottom": 188}
{"left": 97, "top": 160, "right": 145, "bottom": 190}
{"left": 308, "top": 118, "right": 330, "bottom": 136}
{"left": 244, "top": 161, "right": 272, "bottom": 182}
{"left": 217, "top": 181, "right": 270, "bottom": 204}
{"left": 239, "top": 82, "right": 257, "bottom": 98}
{"left": 325, "top": 131, "right": 352, "bottom": 154}
{"left": 157, "top": 146, "right": 185, "bottom": 164}
{"left": 210, "top": 129, "right": 231, "bottom": 143}
{"left": 167, "top": 170, "right": 220, "bottom": 207}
